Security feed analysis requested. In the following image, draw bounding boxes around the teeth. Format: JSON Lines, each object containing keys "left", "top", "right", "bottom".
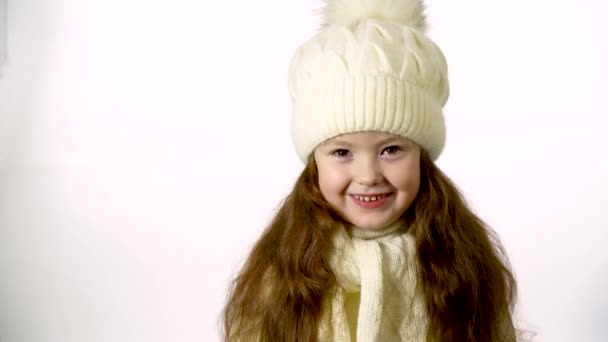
{"left": 356, "top": 194, "right": 385, "bottom": 202}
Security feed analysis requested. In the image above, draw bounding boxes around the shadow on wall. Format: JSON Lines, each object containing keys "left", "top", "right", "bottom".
{"left": 0, "top": 0, "right": 7, "bottom": 74}
{"left": 0, "top": 0, "right": 62, "bottom": 338}
{"left": 0, "top": 0, "right": 61, "bottom": 171}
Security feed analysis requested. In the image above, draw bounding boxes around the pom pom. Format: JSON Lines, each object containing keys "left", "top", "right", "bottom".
{"left": 321, "top": 0, "right": 427, "bottom": 30}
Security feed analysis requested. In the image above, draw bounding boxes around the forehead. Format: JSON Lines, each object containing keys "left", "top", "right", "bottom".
{"left": 320, "top": 131, "right": 408, "bottom": 147}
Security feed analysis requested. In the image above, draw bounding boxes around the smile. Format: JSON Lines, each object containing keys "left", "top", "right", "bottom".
{"left": 350, "top": 193, "right": 393, "bottom": 209}
{"left": 353, "top": 194, "right": 389, "bottom": 202}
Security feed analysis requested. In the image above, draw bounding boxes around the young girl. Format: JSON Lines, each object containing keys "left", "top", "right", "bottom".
{"left": 222, "top": 0, "right": 517, "bottom": 341}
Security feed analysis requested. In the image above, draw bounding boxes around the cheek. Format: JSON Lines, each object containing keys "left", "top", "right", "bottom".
{"left": 388, "top": 161, "right": 421, "bottom": 192}
{"left": 317, "top": 164, "right": 349, "bottom": 198}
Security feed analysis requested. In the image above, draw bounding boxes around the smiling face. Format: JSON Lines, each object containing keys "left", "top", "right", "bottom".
{"left": 313, "top": 131, "right": 422, "bottom": 230}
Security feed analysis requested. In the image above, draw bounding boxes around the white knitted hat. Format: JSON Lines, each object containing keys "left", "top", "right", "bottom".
{"left": 288, "top": 0, "right": 449, "bottom": 162}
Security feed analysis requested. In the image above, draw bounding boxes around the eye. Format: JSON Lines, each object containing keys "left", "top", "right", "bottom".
{"left": 381, "top": 145, "right": 402, "bottom": 155}
{"left": 330, "top": 149, "right": 351, "bottom": 157}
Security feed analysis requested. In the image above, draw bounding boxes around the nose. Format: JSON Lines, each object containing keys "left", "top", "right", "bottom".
{"left": 353, "top": 158, "right": 384, "bottom": 186}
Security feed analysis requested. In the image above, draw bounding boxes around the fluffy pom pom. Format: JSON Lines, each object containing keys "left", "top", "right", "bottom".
{"left": 321, "top": 0, "right": 427, "bottom": 30}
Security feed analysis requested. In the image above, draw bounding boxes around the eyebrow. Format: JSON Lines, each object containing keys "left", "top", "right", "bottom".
{"left": 325, "top": 136, "right": 406, "bottom": 148}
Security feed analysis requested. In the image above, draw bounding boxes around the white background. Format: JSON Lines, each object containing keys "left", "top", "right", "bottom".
{"left": 0, "top": 0, "right": 607, "bottom": 341}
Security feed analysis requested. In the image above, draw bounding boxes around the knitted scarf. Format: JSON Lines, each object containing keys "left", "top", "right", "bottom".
{"left": 317, "top": 220, "right": 428, "bottom": 341}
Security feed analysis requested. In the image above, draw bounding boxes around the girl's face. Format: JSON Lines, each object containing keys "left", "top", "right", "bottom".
{"left": 313, "top": 131, "right": 421, "bottom": 230}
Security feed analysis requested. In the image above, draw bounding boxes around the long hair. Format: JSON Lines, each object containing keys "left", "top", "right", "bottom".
{"left": 222, "top": 158, "right": 337, "bottom": 341}
{"left": 222, "top": 151, "right": 517, "bottom": 341}
{"left": 414, "top": 152, "right": 517, "bottom": 341}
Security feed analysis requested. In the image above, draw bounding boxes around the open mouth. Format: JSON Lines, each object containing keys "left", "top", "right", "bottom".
{"left": 352, "top": 193, "right": 390, "bottom": 202}
{"left": 350, "top": 193, "right": 393, "bottom": 208}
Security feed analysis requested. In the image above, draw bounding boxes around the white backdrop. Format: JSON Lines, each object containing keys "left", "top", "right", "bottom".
{"left": 0, "top": 0, "right": 606, "bottom": 341}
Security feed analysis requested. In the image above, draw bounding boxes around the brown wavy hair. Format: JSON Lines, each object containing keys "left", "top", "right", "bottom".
{"left": 222, "top": 150, "right": 517, "bottom": 341}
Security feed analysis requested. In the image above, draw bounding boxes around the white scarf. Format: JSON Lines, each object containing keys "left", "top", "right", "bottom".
{"left": 318, "top": 220, "right": 428, "bottom": 341}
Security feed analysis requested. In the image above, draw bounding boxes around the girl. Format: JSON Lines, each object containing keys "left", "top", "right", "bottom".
{"left": 222, "top": 0, "right": 517, "bottom": 341}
